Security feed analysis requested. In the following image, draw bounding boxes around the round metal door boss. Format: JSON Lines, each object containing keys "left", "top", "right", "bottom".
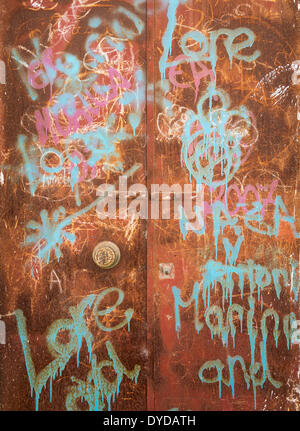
{"left": 92, "top": 241, "right": 121, "bottom": 269}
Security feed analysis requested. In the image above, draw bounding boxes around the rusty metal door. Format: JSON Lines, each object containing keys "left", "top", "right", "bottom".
{"left": 0, "top": 0, "right": 299, "bottom": 411}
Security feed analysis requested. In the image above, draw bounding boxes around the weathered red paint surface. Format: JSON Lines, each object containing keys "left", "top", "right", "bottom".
{"left": 0, "top": 0, "right": 299, "bottom": 411}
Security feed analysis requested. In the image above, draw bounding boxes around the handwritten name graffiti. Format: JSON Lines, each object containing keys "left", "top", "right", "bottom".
{"left": 179, "top": 181, "right": 300, "bottom": 250}
{"left": 158, "top": 0, "right": 300, "bottom": 410}
{"left": 8, "top": 1, "right": 146, "bottom": 268}
{"left": 13, "top": 28, "right": 145, "bottom": 204}
{"left": 1, "top": 0, "right": 299, "bottom": 413}
{"left": 0, "top": 0, "right": 146, "bottom": 412}
{"left": 172, "top": 238, "right": 299, "bottom": 408}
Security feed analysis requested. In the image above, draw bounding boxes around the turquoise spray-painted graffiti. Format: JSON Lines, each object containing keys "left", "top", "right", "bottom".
{"left": 25, "top": 196, "right": 105, "bottom": 263}
{"left": 14, "top": 288, "right": 137, "bottom": 411}
{"left": 180, "top": 83, "right": 250, "bottom": 189}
